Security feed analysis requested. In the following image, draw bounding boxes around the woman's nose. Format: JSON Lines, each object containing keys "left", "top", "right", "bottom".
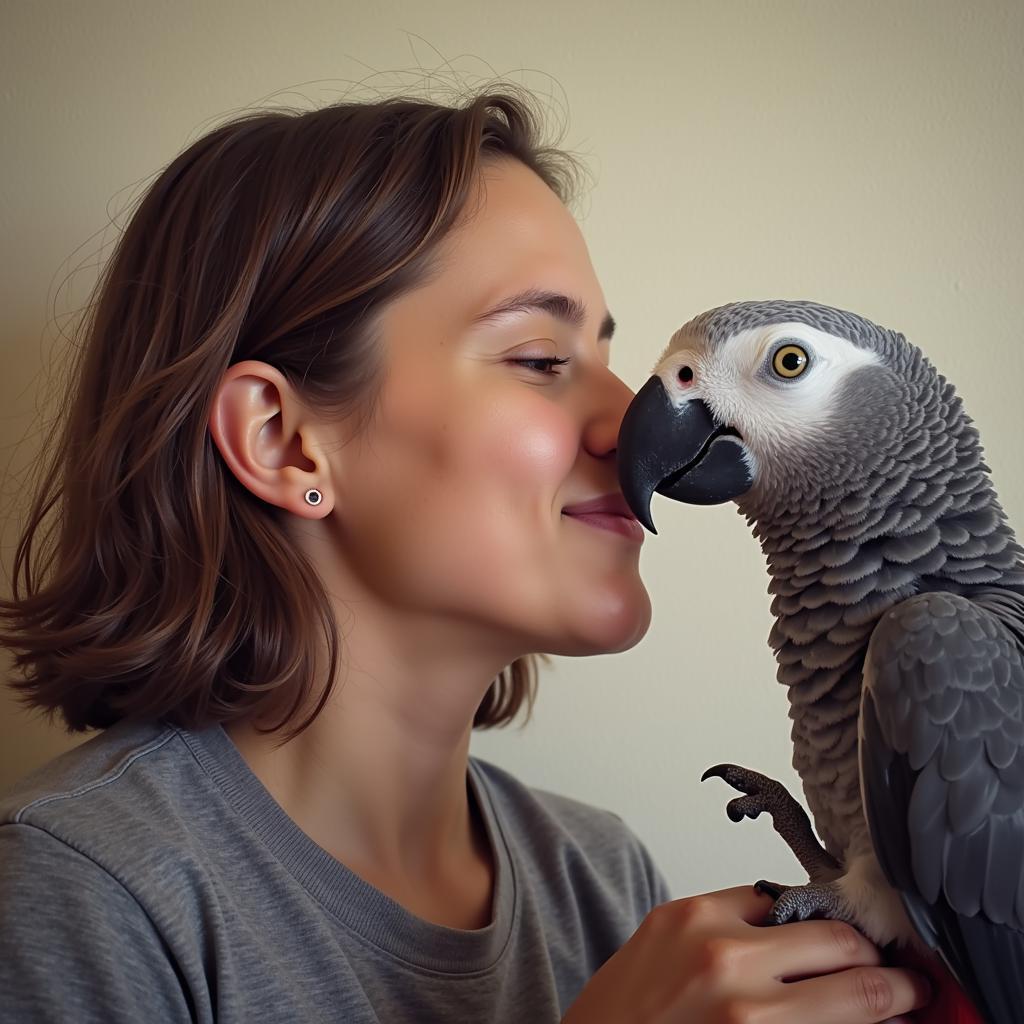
{"left": 581, "top": 364, "right": 638, "bottom": 461}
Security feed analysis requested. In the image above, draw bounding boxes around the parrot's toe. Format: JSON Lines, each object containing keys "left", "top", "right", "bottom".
{"left": 753, "top": 879, "right": 791, "bottom": 900}
{"left": 701, "top": 763, "right": 794, "bottom": 815}
{"left": 727, "top": 795, "right": 768, "bottom": 821}
{"left": 701, "top": 762, "right": 758, "bottom": 790}
{"left": 764, "top": 881, "right": 847, "bottom": 926}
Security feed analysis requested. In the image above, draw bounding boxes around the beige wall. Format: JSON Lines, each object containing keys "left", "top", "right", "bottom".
{"left": 2, "top": 0, "right": 1022, "bottom": 899}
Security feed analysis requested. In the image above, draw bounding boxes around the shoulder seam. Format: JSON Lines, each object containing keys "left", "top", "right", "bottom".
{"left": 12, "top": 728, "right": 179, "bottom": 823}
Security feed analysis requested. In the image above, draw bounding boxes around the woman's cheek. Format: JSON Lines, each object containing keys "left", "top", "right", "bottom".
{"left": 481, "top": 396, "right": 578, "bottom": 486}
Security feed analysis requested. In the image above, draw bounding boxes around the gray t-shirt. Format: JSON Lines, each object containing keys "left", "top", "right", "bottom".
{"left": 0, "top": 718, "right": 671, "bottom": 1023}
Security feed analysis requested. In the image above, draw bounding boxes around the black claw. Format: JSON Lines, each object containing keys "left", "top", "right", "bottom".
{"left": 701, "top": 763, "right": 732, "bottom": 783}
{"left": 754, "top": 879, "right": 786, "bottom": 900}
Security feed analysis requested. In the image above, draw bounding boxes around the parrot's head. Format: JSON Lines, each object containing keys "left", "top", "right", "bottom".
{"left": 618, "top": 299, "right": 931, "bottom": 533}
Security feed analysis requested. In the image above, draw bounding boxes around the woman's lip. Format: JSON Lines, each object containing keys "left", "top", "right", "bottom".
{"left": 562, "top": 511, "right": 645, "bottom": 542}
{"left": 562, "top": 492, "right": 637, "bottom": 518}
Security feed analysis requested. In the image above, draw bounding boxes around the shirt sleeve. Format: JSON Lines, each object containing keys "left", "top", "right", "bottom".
{"left": 638, "top": 836, "right": 673, "bottom": 908}
{"left": 0, "top": 822, "right": 195, "bottom": 1024}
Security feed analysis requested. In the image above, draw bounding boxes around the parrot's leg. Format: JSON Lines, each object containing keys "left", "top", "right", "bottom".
{"left": 701, "top": 763, "right": 842, "bottom": 883}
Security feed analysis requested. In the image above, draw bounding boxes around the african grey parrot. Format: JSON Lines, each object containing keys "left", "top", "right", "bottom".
{"left": 616, "top": 300, "right": 1024, "bottom": 1024}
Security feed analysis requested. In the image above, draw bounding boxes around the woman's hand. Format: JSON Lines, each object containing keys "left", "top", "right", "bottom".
{"left": 562, "top": 885, "right": 932, "bottom": 1024}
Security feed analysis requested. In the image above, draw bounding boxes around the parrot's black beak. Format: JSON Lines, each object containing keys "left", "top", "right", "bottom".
{"left": 617, "top": 376, "right": 754, "bottom": 533}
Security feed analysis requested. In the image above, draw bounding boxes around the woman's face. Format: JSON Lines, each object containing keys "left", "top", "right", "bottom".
{"left": 321, "top": 158, "right": 651, "bottom": 659}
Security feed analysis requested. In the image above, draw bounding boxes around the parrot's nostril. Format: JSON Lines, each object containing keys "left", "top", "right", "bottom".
{"left": 678, "top": 365, "right": 694, "bottom": 384}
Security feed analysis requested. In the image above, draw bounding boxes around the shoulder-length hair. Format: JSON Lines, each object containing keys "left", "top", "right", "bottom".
{"left": 1, "top": 86, "right": 585, "bottom": 742}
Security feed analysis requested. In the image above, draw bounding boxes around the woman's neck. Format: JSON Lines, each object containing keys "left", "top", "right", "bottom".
{"left": 223, "top": 624, "right": 507, "bottom": 929}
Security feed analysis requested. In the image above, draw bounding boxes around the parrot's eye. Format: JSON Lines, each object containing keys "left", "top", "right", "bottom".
{"left": 771, "top": 344, "right": 809, "bottom": 379}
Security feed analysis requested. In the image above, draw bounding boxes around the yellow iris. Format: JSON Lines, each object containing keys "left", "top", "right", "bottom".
{"left": 772, "top": 344, "right": 809, "bottom": 378}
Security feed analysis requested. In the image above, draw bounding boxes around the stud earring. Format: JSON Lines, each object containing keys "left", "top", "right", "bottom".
{"left": 304, "top": 488, "right": 323, "bottom": 507}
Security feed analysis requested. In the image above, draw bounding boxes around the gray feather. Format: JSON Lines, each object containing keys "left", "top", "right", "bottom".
{"left": 864, "top": 590, "right": 1024, "bottom": 924}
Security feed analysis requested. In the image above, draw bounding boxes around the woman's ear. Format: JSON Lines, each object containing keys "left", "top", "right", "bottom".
{"left": 208, "top": 360, "right": 334, "bottom": 517}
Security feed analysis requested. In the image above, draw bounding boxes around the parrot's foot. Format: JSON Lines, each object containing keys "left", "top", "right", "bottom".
{"left": 701, "top": 763, "right": 842, "bottom": 883}
{"left": 757, "top": 880, "right": 850, "bottom": 926}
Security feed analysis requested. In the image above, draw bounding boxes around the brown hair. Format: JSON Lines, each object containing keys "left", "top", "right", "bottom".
{"left": 1, "top": 86, "right": 586, "bottom": 743}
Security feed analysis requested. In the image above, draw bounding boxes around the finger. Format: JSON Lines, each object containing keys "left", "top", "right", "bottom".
{"left": 767, "top": 966, "right": 931, "bottom": 1024}
{"left": 749, "top": 918, "right": 883, "bottom": 980}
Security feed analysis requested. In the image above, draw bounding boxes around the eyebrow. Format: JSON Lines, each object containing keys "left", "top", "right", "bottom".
{"left": 471, "top": 288, "right": 616, "bottom": 341}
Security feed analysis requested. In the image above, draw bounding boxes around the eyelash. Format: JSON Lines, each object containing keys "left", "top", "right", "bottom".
{"left": 511, "top": 356, "right": 571, "bottom": 376}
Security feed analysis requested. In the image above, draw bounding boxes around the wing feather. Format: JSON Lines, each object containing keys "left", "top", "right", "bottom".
{"left": 861, "top": 589, "right": 1024, "bottom": 1024}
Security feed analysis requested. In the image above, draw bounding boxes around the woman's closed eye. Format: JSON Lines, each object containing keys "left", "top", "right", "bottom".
{"left": 509, "top": 356, "right": 571, "bottom": 376}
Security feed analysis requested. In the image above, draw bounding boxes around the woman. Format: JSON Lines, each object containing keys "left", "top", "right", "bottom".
{"left": 0, "top": 87, "right": 930, "bottom": 1022}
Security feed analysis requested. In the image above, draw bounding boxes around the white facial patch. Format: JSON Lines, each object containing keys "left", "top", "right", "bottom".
{"left": 652, "top": 322, "right": 881, "bottom": 460}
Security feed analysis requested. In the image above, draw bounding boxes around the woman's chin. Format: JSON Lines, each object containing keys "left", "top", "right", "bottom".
{"left": 552, "top": 584, "right": 652, "bottom": 656}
